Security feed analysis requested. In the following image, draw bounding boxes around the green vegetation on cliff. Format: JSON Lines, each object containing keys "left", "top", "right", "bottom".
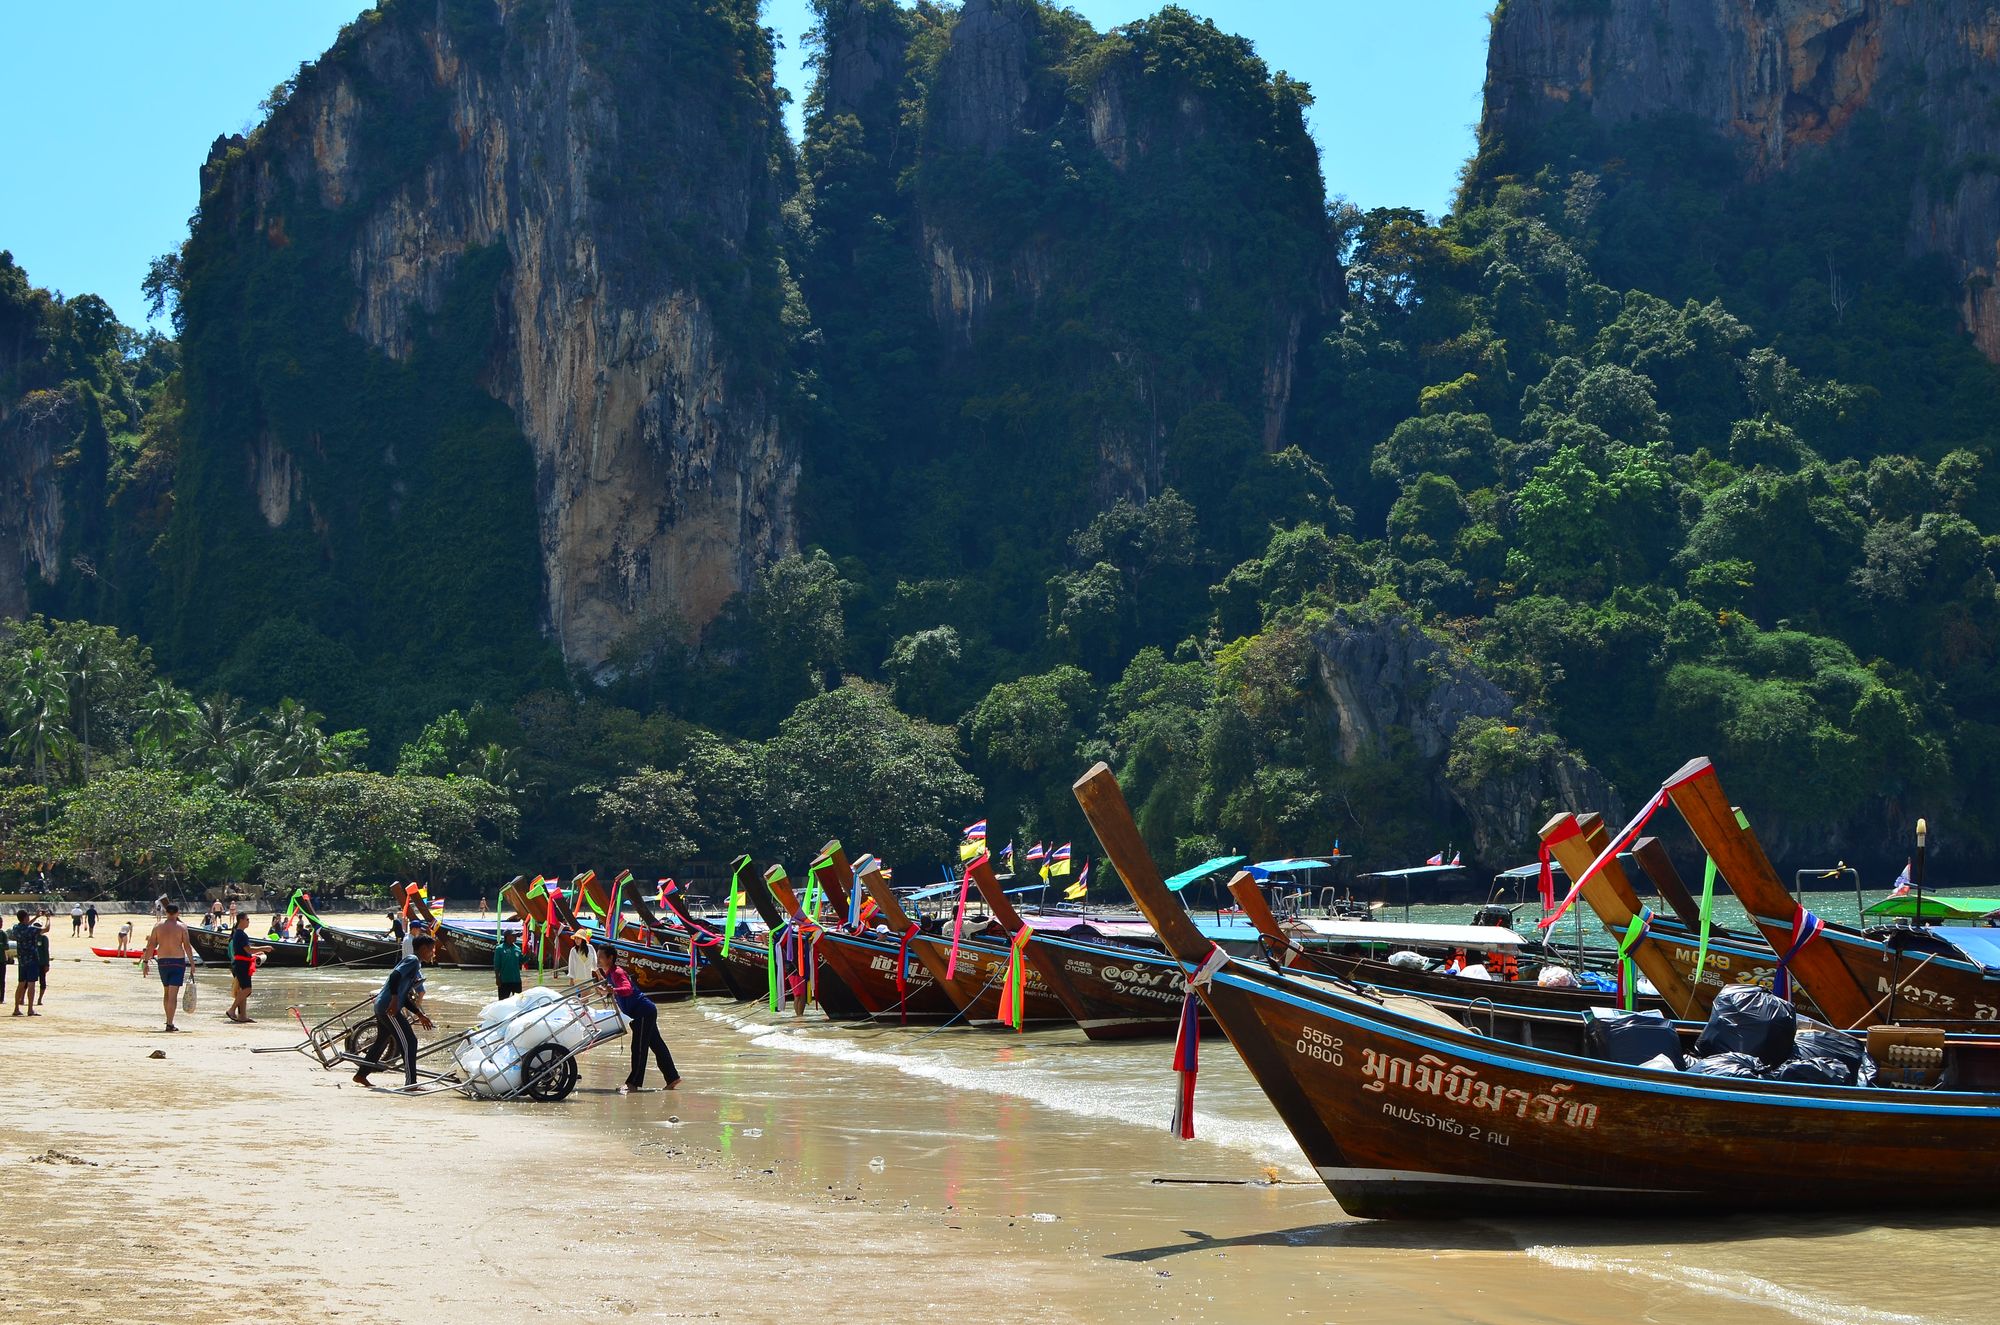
{"left": 10, "top": 1, "right": 2000, "bottom": 891}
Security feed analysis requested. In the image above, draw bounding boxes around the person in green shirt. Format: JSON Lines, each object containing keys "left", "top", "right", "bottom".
{"left": 493, "top": 930, "right": 524, "bottom": 1000}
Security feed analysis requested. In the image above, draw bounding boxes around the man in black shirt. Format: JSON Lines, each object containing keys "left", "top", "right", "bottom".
{"left": 226, "top": 912, "right": 273, "bottom": 1024}
{"left": 353, "top": 936, "right": 435, "bottom": 1089}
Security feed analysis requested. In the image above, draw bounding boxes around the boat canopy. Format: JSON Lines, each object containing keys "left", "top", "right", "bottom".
{"left": 1931, "top": 926, "right": 2000, "bottom": 971}
{"left": 1862, "top": 894, "right": 2000, "bottom": 922}
{"left": 1243, "top": 857, "right": 1330, "bottom": 879}
{"left": 1166, "top": 855, "right": 1250, "bottom": 891}
{"left": 1356, "top": 864, "right": 1466, "bottom": 882}
{"left": 1297, "top": 918, "right": 1531, "bottom": 948}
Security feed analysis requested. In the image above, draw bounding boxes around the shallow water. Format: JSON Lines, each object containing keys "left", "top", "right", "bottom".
{"left": 260, "top": 961, "right": 1999, "bottom": 1325}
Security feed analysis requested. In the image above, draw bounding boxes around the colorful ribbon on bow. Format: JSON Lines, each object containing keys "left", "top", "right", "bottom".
{"left": 1614, "top": 906, "right": 1652, "bottom": 1011}
{"left": 995, "top": 926, "right": 1034, "bottom": 1031}
{"left": 1773, "top": 905, "right": 1824, "bottom": 1002}
{"left": 1169, "top": 946, "right": 1230, "bottom": 1140}
{"left": 722, "top": 857, "right": 748, "bottom": 958}
{"left": 1540, "top": 762, "right": 1710, "bottom": 930}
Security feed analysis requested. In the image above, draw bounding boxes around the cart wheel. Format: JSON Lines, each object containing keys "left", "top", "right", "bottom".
{"left": 343, "top": 1023, "right": 402, "bottom": 1072}
{"left": 520, "top": 1043, "right": 579, "bottom": 1103}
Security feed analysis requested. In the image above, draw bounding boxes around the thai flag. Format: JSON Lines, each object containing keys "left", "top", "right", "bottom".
{"left": 1426, "top": 850, "right": 1445, "bottom": 866}
{"left": 1450, "top": 851, "right": 1462, "bottom": 866}
{"left": 964, "top": 819, "right": 988, "bottom": 842}
{"left": 1026, "top": 842, "right": 1047, "bottom": 865}
{"left": 1049, "top": 843, "right": 1071, "bottom": 864}
{"left": 1891, "top": 860, "right": 1912, "bottom": 896}
{"left": 998, "top": 842, "right": 1013, "bottom": 864}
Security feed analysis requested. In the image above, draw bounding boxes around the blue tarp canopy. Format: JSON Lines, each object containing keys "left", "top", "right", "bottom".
{"left": 1243, "top": 858, "right": 1332, "bottom": 880}
{"left": 1932, "top": 926, "right": 2000, "bottom": 972}
{"left": 901, "top": 879, "right": 1053, "bottom": 903}
{"left": 1166, "top": 855, "right": 1249, "bottom": 892}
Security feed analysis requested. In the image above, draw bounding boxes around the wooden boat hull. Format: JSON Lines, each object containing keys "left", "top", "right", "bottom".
{"left": 907, "top": 932, "right": 1069, "bottom": 1026}
{"left": 186, "top": 926, "right": 315, "bottom": 968}
{"left": 311, "top": 924, "right": 402, "bottom": 968}
{"left": 1199, "top": 960, "right": 2000, "bottom": 1218}
{"left": 1639, "top": 916, "right": 2000, "bottom": 1024}
{"left": 1025, "top": 929, "right": 1219, "bottom": 1039}
{"left": 814, "top": 931, "right": 962, "bottom": 1023}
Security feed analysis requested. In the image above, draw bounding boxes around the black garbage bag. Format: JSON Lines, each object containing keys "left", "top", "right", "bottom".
{"left": 1692, "top": 983, "right": 1796, "bottom": 1065}
{"left": 1792, "top": 1029, "right": 1873, "bottom": 1086}
{"left": 1684, "top": 1051, "right": 1766, "bottom": 1078}
{"left": 1583, "top": 1007, "right": 1686, "bottom": 1069}
{"left": 1770, "top": 1055, "right": 1854, "bottom": 1086}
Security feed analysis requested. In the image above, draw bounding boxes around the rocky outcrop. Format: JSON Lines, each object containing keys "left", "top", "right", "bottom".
{"left": 0, "top": 387, "right": 69, "bottom": 619}
{"left": 1482, "top": 0, "right": 2000, "bottom": 360}
{"left": 809, "top": 0, "right": 1331, "bottom": 503}
{"left": 185, "top": 0, "right": 796, "bottom": 670}
{"left": 1311, "top": 613, "right": 1616, "bottom": 862}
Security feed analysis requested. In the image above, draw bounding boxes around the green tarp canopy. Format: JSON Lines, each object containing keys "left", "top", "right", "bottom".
{"left": 1863, "top": 894, "right": 2000, "bottom": 922}
{"left": 1165, "top": 855, "right": 1248, "bottom": 893}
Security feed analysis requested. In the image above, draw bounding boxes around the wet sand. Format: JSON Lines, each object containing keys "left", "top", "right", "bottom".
{"left": 3, "top": 928, "right": 1994, "bottom": 1324}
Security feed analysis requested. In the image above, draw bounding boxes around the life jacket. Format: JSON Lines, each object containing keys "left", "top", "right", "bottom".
{"left": 1490, "top": 950, "right": 1520, "bottom": 982}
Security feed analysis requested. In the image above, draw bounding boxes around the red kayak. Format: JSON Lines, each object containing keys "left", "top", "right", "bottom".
{"left": 91, "top": 947, "right": 145, "bottom": 959}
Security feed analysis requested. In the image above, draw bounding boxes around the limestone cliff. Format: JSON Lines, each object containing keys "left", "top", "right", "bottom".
{"left": 803, "top": 0, "right": 1331, "bottom": 515}
{"left": 1311, "top": 613, "right": 1616, "bottom": 862}
{"left": 171, "top": 0, "right": 796, "bottom": 675}
{"left": 1481, "top": 0, "right": 2000, "bottom": 360}
{"left": 0, "top": 387, "right": 66, "bottom": 620}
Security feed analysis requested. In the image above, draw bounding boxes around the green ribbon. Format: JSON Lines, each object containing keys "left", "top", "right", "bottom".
{"left": 723, "top": 857, "right": 748, "bottom": 958}
{"left": 1694, "top": 856, "right": 1717, "bottom": 995}
{"left": 802, "top": 858, "right": 830, "bottom": 924}
{"left": 766, "top": 926, "right": 785, "bottom": 1012}
{"left": 1616, "top": 910, "right": 1648, "bottom": 1011}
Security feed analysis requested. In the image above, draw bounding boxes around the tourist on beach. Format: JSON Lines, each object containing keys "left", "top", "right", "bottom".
{"left": 140, "top": 901, "right": 197, "bottom": 1032}
{"left": 33, "top": 922, "right": 49, "bottom": 1004}
{"left": 70, "top": 903, "right": 83, "bottom": 936}
{"left": 227, "top": 912, "right": 272, "bottom": 1024}
{"left": 117, "top": 919, "right": 134, "bottom": 954}
{"left": 266, "top": 913, "right": 284, "bottom": 940}
{"left": 595, "top": 945, "right": 679, "bottom": 1094}
{"left": 12, "top": 910, "right": 44, "bottom": 1016}
{"left": 353, "top": 935, "right": 434, "bottom": 1089}
{"left": 84, "top": 903, "right": 97, "bottom": 937}
{"left": 494, "top": 930, "right": 523, "bottom": 1000}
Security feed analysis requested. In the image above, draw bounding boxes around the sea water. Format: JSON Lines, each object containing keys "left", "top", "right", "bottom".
{"left": 262, "top": 961, "right": 2000, "bottom": 1325}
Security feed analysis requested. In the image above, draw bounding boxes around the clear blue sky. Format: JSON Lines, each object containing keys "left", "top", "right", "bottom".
{"left": 0, "top": 1, "right": 1492, "bottom": 329}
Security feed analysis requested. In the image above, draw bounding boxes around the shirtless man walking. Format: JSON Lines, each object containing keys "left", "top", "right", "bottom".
{"left": 140, "top": 901, "right": 197, "bottom": 1032}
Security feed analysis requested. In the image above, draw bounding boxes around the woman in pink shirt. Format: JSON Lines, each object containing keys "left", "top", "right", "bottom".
{"left": 596, "top": 945, "right": 681, "bottom": 1094}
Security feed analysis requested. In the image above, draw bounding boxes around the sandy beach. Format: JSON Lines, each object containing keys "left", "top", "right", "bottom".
{"left": 6, "top": 930, "right": 1999, "bottom": 1325}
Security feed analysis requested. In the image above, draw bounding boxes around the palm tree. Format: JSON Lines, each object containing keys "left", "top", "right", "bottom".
{"left": 57, "top": 630, "right": 125, "bottom": 779}
{"left": 2, "top": 652, "right": 77, "bottom": 803}
{"left": 134, "top": 680, "right": 197, "bottom": 764}
{"left": 214, "top": 732, "right": 282, "bottom": 800}
{"left": 186, "top": 693, "right": 250, "bottom": 772}
{"left": 265, "top": 697, "right": 330, "bottom": 778}
{"left": 460, "top": 742, "right": 523, "bottom": 793}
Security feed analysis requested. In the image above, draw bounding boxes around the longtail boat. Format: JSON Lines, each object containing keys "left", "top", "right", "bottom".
{"left": 969, "top": 862, "right": 1216, "bottom": 1039}
{"left": 1075, "top": 759, "right": 2000, "bottom": 1219}
{"left": 186, "top": 924, "right": 314, "bottom": 968}
{"left": 758, "top": 859, "right": 876, "bottom": 1020}
{"left": 646, "top": 873, "right": 761, "bottom": 1001}
{"left": 305, "top": 920, "right": 402, "bottom": 968}
{"left": 1223, "top": 874, "right": 1679, "bottom": 1018}
{"left": 579, "top": 869, "right": 736, "bottom": 998}
{"left": 846, "top": 849, "right": 1068, "bottom": 1028}
{"left": 1556, "top": 766, "right": 2000, "bottom": 1026}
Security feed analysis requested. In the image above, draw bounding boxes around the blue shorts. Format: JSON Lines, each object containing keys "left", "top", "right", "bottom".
{"left": 157, "top": 958, "right": 187, "bottom": 987}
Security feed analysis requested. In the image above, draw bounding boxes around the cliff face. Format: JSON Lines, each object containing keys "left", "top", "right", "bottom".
{"left": 0, "top": 387, "right": 66, "bottom": 620}
{"left": 1482, "top": 0, "right": 2000, "bottom": 360}
{"left": 1311, "top": 614, "right": 1617, "bottom": 861}
{"left": 804, "top": 0, "right": 1331, "bottom": 515}
{"left": 173, "top": 0, "right": 796, "bottom": 675}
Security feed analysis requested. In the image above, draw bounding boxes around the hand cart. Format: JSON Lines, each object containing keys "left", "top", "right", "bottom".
{"left": 291, "top": 981, "right": 627, "bottom": 1102}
